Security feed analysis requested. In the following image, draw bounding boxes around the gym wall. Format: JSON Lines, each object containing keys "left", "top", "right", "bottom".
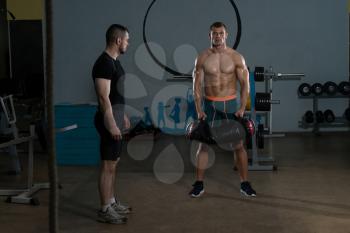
{"left": 1, "top": 0, "right": 44, "bottom": 98}
{"left": 6, "top": 0, "right": 43, "bottom": 20}
{"left": 52, "top": 0, "right": 349, "bottom": 132}
{"left": 0, "top": 0, "right": 8, "bottom": 80}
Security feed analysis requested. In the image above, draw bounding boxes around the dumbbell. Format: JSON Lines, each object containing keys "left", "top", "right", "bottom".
{"left": 303, "top": 110, "right": 314, "bottom": 123}
{"left": 344, "top": 108, "right": 350, "bottom": 121}
{"left": 323, "top": 81, "right": 338, "bottom": 96}
{"left": 311, "top": 83, "right": 323, "bottom": 96}
{"left": 315, "top": 110, "right": 324, "bottom": 123}
{"left": 254, "top": 92, "right": 280, "bottom": 111}
{"left": 324, "top": 109, "right": 335, "bottom": 123}
{"left": 298, "top": 83, "right": 312, "bottom": 96}
{"left": 254, "top": 67, "right": 265, "bottom": 81}
{"left": 338, "top": 81, "right": 350, "bottom": 95}
{"left": 256, "top": 124, "right": 264, "bottom": 149}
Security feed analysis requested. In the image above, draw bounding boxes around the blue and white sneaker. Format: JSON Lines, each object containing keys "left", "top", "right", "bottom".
{"left": 189, "top": 181, "right": 204, "bottom": 198}
{"left": 240, "top": 181, "right": 256, "bottom": 197}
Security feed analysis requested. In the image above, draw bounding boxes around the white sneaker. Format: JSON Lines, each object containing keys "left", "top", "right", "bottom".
{"left": 97, "top": 206, "right": 127, "bottom": 224}
{"left": 111, "top": 200, "right": 132, "bottom": 214}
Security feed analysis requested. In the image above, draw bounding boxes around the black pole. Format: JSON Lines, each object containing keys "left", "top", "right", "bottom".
{"left": 44, "top": 0, "right": 59, "bottom": 232}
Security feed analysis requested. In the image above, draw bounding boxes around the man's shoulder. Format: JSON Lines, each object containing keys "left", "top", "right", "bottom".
{"left": 225, "top": 47, "right": 241, "bottom": 57}
{"left": 94, "top": 53, "right": 115, "bottom": 70}
{"left": 226, "top": 48, "right": 245, "bottom": 64}
{"left": 95, "top": 52, "right": 113, "bottom": 65}
{"left": 92, "top": 52, "right": 115, "bottom": 79}
{"left": 197, "top": 49, "right": 212, "bottom": 61}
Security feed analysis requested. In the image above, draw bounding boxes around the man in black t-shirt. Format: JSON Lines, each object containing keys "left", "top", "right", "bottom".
{"left": 92, "top": 24, "right": 131, "bottom": 224}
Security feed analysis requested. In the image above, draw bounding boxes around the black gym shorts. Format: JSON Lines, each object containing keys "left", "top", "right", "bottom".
{"left": 94, "top": 111, "right": 123, "bottom": 161}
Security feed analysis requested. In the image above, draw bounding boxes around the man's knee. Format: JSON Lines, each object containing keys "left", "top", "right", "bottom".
{"left": 233, "top": 141, "right": 246, "bottom": 153}
{"left": 101, "top": 160, "right": 117, "bottom": 174}
{"left": 198, "top": 143, "right": 209, "bottom": 153}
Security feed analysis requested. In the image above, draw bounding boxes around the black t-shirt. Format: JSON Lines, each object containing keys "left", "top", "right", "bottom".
{"left": 92, "top": 52, "right": 125, "bottom": 128}
{"left": 92, "top": 52, "right": 125, "bottom": 106}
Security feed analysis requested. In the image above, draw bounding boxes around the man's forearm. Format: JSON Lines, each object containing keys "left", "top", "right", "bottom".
{"left": 194, "top": 96, "right": 203, "bottom": 113}
{"left": 239, "top": 69, "right": 250, "bottom": 111}
{"left": 239, "top": 85, "right": 248, "bottom": 111}
{"left": 193, "top": 81, "right": 203, "bottom": 113}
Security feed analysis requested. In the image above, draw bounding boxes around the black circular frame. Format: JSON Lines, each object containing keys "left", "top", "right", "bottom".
{"left": 142, "top": 0, "right": 242, "bottom": 76}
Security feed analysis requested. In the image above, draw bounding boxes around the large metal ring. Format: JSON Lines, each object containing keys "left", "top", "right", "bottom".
{"left": 142, "top": 0, "right": 242, "bottom": 76}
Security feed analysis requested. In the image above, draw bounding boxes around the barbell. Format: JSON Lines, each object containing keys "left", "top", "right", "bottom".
{"left": 254, "top": 66, "right": 304, "bottom": 82}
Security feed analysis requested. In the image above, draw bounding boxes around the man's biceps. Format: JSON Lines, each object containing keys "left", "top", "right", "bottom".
{"left": 95, "top": 78, "right": 110, "bottom": 85}
{"left": 96, "top": 87, "right": 110, "bottom": 99}
{"left": 236, "top": 68, "right": 246, "bottom": 78}
{"left": 194, "top": 69, "right": 204, "bottom": 79}
{"left": 96, "top": 79, "right": 110, "bottom": 89}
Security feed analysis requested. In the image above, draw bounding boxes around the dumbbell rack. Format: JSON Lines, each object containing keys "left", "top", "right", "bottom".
{"left": 246, "top": 72, "right": 276, "bottom": 171}
{"left": 299, "top": 94, "right": 350, "bottom": 134}
{"left": 246, "top": 110, "right": 277, "bottom": 171}
{"left": 258, "top": 66, "right": 303, "bottom": 137}
{"left": 246, "top": 66, "right": 304, "bottom": 171}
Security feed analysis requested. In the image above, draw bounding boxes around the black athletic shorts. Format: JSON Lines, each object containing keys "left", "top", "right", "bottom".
{"left": 94, "top": 111, "right": 123, "bottom": 161}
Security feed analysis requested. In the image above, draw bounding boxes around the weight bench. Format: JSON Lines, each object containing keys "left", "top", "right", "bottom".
{"left": 0, "top": 125, "right": 49, "bottom": 205}
{"left": 0, "top": 94, "right": 78, "bottom": 205}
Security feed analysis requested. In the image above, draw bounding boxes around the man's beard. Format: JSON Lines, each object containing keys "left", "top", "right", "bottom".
{"left": 212, "top": 42, "right": 222, "bottom": 47}
{"left": 212, "top": 40, "right": 223, "bottom": 47}
{"left": 119, "top": 47, "right": 126, "bottom": 54}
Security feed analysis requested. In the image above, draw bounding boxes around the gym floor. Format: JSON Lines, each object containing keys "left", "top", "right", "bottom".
{"left": 1, "top": 132, "right": 350, "bottom": 233}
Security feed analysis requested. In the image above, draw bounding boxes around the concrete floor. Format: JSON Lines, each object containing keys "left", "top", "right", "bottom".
{"left": 1, "top": 132, "right": 350, "bottom": 233}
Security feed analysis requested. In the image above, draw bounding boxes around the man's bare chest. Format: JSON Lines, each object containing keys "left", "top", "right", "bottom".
{"left": 203, "top": 54, "right": 235, "bottom": 75}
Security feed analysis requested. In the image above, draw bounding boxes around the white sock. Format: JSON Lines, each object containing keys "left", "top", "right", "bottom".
{"left": 101, "top": 203, "right": 110, "bottom": 212}
{"left": 109, "top": 197, "right": 116, "bottom": 204}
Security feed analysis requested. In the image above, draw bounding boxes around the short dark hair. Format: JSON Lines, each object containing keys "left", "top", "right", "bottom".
{"left": 106, "top": 24, "right": 129, "bottom": 45}
{"left": 210, "top": 22, "right": 227, "bottom": 31}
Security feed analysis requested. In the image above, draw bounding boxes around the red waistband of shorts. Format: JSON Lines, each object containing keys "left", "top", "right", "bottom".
{"left": 205, "top": 95, "right": 237, "bottom": 101}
